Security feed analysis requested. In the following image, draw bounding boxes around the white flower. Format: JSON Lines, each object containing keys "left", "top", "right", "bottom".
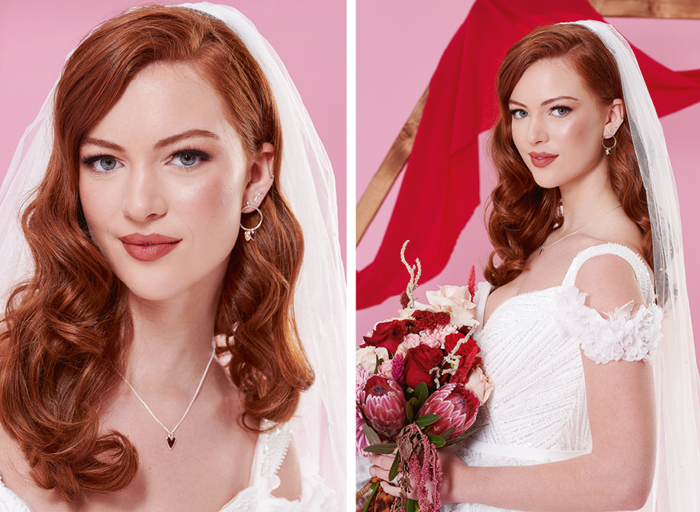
{"left": 425, "top": 285, "right": 478, "bottom": 329}
{"left": 356, "top": 346, "right": 389, "bottom": 374}
{"left": 463, "top": 366, "right": 494, "bottom": 404}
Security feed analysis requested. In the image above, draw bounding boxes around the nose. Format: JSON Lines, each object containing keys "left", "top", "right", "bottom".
{"left": 525, "top": 115, "right": 548, "bottom": 146}
{"left": 122, "top": 164, "right": 167, "bottom": 222}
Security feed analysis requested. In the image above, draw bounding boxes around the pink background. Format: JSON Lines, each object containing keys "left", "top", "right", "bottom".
{"left": 356, "top": 0, "right": 700, "bottom": 367}
{"left": 0, "top": 0, "right": 346, "bottom": 268}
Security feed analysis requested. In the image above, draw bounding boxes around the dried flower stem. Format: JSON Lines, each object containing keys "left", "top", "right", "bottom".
{"left": 401, "top": 241, "right": 422, "bottom": 309}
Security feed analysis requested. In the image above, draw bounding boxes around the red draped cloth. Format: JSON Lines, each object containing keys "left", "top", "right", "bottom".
{"left": 357, "top": 0, "right": 700, "bottom": 309}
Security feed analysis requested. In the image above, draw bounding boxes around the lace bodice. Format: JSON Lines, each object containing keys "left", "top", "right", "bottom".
{"left": 445, "top": 244, "right": 662, "bottom": 512}
{"left": 0, "top": 421, "right": 336, "bottom": 511}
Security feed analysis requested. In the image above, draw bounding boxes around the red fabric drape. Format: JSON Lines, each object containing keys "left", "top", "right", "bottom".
{"left": 357, "top": 0, "right": 700, "bottom": 310}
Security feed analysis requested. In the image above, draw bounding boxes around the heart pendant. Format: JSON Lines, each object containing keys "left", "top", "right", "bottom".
{"left": 166, "top": 434, "right": 176, "bottom": 450}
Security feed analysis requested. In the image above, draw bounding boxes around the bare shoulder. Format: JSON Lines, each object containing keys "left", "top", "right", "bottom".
{"left": 272, "top": 436, "right": 302, "bottom": 501}
{"left": 573, "top": 250, "right": 648, "bottom": 313}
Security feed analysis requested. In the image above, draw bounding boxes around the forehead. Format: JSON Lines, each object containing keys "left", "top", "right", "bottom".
{"left": 510, "top": 57, "right": 591, "bottom": 103}
{"left": 86, "top": 61, "right": 238, "bottom": 145}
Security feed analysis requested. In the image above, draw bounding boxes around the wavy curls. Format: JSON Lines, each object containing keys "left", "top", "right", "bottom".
{"left": 484, "top": 24, "right": 652, "bottom": 287}
{"left": 0, "top": 6, "right": 312, "bottom": 500}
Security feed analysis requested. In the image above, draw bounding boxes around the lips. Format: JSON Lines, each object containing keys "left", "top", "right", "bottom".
{"left": 119, "top": 233, "right": 181, "bottom": 262}
{"left": 529, "top": 152, "right": 558, "bottom": 168}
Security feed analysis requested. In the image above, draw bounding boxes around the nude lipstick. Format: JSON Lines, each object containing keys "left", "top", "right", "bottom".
{"left": 529, "top": 152, "right": 558, "bottom": 168}
{"left": 119, "top": 233, "right": 181, "bottom": 262}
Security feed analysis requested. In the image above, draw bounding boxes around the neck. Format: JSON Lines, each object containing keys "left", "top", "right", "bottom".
{"left": 124, "top": 282, "right": 221, "bottom": 395}
{"left": 557, "top": 162, "right": 620, "bottom": 233}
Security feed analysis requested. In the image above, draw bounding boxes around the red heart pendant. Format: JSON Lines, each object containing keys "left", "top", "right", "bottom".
{"left": 167, "top": 435, "right": 176, "bottom": 450}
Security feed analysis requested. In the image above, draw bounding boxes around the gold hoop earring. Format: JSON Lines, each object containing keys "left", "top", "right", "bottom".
{"left": 241, "top": 202, "right": 263, "bottom": 241}
{"left": 602, "top": 134, "right": 617, "bottom": 155}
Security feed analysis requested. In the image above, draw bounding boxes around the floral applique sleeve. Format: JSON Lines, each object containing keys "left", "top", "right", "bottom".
{"left": 556, "top": 287, "right": 662, "bottom": 364}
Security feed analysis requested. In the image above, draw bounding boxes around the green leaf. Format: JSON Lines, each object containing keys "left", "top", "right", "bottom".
{"left": 406, "top": 498, "right": 418, "bottom": 512}
{"left": 408, "top": 397, "right": 419, "bottom": 409}
{"left": 414, "top": 414, "right": 439, "bottom": 427}
{"left": 444, "top": 424, "right": 487, "bottom": 446}
{"left": 362, "top": 423, "right": 381, "bottom": 445}
{"left": 406, "top": 401, "right": 414, "bottom": 423}
{"left": 414, "top": 382, "right": 428, "bottom": 407}
{"left": 363, "top": 443, "right": 398, "bottom": 454}
{"left": 362, "top": 481, "right": 380, "bottom": 512}
{"left": 427, "top": 433, "right": 446, "bottom": 448}
{"left": 388, "top": 452, "right": 401, "bottom": 481}
{"left": 442, "top": 427, "right": 455, "bottom": 439}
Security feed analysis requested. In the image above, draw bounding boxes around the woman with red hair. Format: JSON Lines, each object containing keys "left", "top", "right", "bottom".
{"left": 0, "top": 4, "right": 344, "bottom": 511}
{"left": 371, "top": 21, "right": 700, "bottom": 511}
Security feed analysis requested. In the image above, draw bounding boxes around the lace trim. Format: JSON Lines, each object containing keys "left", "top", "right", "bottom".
{"left": 556, "top": 287, "right": 662, "bottom": 364}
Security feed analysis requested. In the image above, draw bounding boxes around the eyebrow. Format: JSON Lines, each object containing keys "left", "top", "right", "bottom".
{"left": 81, "top": 129, "right": 220, "bottom": 152}
{"left": 509, "top": 96, "right": 580, "bottom": 107}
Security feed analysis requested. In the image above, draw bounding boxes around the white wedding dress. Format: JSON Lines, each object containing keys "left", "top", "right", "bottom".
{"left": 445, "top": 243, "right": 661, "bottom": 512}
{"left": 0, "top": 421, "right": 336, "bottom": 511}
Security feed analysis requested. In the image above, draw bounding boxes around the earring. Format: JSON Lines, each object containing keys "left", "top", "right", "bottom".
{"left": 602, "top": 134, "right": 617, "bottom": 155}
{"left": 240, "top": 202, "right": 263, "bottom": 242}
{"left": 253, "top": 192, "right": 262, "bottom": 203}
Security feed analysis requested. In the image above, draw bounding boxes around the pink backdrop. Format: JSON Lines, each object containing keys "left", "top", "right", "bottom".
{"left": 0, "top": 0, "right": 346, "bottom": 268}
{"left": 356, "top": 0, "right": 700, "bottom": 369}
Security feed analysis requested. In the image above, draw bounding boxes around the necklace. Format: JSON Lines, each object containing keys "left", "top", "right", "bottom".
{"left": 539, "top": 205, "right": 622, "bottom": 255}
{"left": 116, "top": 345, "right": 216, "bottom": 450}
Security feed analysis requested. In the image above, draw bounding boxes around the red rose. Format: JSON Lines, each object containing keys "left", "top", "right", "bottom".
{"left": 404, "top": 344, "right": 444, "bottom": 390}
{"left": 363, "top": 320, "right": 407, "bottom": 356}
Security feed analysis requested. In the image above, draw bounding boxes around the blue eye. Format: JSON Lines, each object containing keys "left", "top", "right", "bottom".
{"left": 552, "top": 106, "right": 571, "bottom": 116}
{"left": 82, "top": 155, "right": 121, "bottom": 172}
{"left": 509, "top": 109, "right": 528, "bottom": 119}
{"left": 171, "top": 150, "right": 210, "bottom": 167}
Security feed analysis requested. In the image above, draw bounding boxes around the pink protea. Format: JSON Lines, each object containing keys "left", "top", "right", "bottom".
{"left": 417, "top": 383, "right": 480, "bottom": 439}
{"left": 360, "top": 375, "right": 407, "bottom": 438}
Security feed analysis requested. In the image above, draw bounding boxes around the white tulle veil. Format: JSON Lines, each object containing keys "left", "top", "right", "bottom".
{"left": 0, "top": 2, "right": 346, "bottom": 505}
{"left": 570, "top": 20, "right": 700, "bottom": 512}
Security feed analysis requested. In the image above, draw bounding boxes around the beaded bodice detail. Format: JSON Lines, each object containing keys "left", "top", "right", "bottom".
{"left": 446, "top": 244, "right": 662, "bottom": 512}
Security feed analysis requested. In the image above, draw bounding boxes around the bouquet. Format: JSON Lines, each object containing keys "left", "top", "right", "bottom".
{"left": 356, "top": 242, "right": 493, "bottom": 512}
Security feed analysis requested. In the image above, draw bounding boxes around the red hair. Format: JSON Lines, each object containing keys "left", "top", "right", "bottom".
{"left": 485, "top": 24, "right": 652, "bottom": 287}
{"left": 0, "top": 6, "right": 312, "bottom": 500}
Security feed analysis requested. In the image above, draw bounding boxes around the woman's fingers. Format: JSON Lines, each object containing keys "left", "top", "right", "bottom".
{"left": 380, "top": 481, "right": 402, "bottom": 497}
{"left": 380, "top": 481, "right": 417, "bottom": 500}
{"left": 369, "top": 453, "right": 395, "bottom": 469}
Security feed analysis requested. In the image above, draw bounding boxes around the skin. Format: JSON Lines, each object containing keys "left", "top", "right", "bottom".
{"left": 371, "top": 57, "right": 657, "bottom": 511}
{"left": 0, "top": 62, "right": 300, "bottom": 511}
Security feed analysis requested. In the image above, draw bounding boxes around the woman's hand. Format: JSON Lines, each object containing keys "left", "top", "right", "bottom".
{"left": 368, "top": 447, "right": 468, "bottom": 505}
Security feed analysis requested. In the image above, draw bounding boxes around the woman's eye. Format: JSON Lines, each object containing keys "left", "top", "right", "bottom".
{"left": 171, "top": 150, "right": 209, "bottom": 167}
{"left": 509, "top": 109, "right": 528, "bottom": 119}
{"left": 552, "top": 106, "right": 571, "bottom": 116}
{"left": 82, "top": 155, "right": 121, "bottom": 172}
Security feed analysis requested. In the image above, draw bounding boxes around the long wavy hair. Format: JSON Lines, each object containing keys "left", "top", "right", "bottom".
{"left": 0, "top": 6, "right": 313, "bottom": 500}
{"left": 484, "top": 24, "right": 652, "bottom": 287}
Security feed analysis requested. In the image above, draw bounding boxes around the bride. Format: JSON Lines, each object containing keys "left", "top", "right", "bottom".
{"left": 0, "top": 4, "right": 344, "bottom": 511}
{"left": 371, "top": 21, "right": 700, "bottom": 511}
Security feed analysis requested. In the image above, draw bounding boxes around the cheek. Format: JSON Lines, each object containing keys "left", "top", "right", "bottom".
{"left": 175, "top": 174, "right": 244, "bottom": 239}
{"left": 79, "top": 178, "right": 117, "bottom": 245}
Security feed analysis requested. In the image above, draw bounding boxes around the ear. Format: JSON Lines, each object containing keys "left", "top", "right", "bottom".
{"left": 242, "top": 142, "right": 275, "bottom": 209}
{"left": 603, "top": 99, "right": 625, "bottom": 138}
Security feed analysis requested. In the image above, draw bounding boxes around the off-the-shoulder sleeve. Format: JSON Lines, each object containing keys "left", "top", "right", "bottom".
{"left": 556, "top": 287, "right": 662, "bottom": 364}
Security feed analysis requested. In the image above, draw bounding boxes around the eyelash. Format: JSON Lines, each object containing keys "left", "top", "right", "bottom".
{"left": 508, "top": 106, "right": 572, "bottom": 119}
{"left": 551, "top": 105, "right": 571, "bottom": 116}
{"left": 80, "top": 148, "right": 212, "bottom": 172}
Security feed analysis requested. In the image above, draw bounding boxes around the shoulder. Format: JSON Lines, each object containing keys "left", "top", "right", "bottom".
{"left": 272, "top": 436, "right": 302, "bottom": 501}
{"left": 573, "top": 250, "right": 648, "bottom": 312}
